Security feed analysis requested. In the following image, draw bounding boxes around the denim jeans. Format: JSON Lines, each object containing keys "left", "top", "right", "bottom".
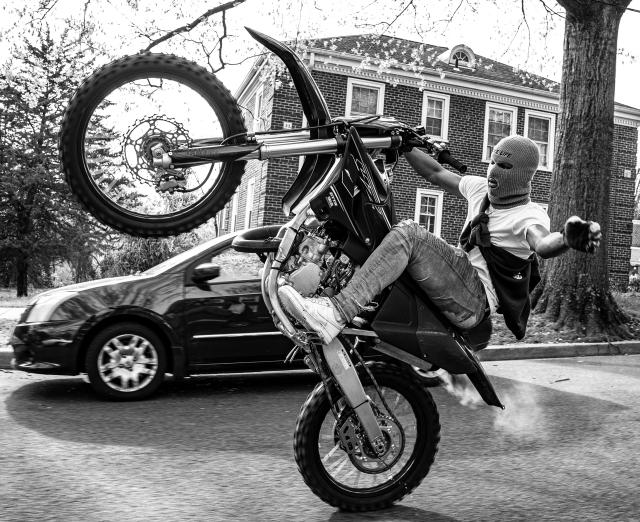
{"left": 332, "top": 220, "right": 487, "bottom": 329}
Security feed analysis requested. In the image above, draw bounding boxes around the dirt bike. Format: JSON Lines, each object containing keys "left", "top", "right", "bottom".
{"left": 60, "top": 28, "right": 503, "bottom": 511}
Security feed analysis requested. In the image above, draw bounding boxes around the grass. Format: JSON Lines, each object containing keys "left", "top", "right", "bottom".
{"left": 489, "top": 291, "right": 640, "bottom": 345}
{"left": 0, "top": 287, "right": 46, "bottom": 308}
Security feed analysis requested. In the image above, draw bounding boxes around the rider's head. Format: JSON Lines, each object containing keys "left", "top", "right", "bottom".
{"left": 486, "top": 135, "right": 539, "bottom": 208}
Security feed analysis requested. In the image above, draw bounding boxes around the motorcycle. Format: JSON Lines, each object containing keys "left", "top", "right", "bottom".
{"left": 60, "top": 28, "right": 503, "bottom": 511}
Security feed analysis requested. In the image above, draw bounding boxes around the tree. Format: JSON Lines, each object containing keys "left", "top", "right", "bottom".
{"left": 530, "top": 0, "right": 633, "bottom": 338}
{"left": 0, "top": 26, "right": 107, "bottom": 296}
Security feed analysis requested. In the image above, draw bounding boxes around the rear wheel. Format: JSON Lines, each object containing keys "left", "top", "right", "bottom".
{"left": 60, "top": 53, "right": 246, "bottom": 237}
{"left": 294, "top": 363, "right": 440, "bottom": 511}
{"left": 85, "top": 322, "right": 166, "bottom": 401}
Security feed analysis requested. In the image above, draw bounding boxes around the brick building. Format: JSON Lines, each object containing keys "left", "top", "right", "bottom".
{"left": 217, "top": 35, "right": 640, "bottom": 289}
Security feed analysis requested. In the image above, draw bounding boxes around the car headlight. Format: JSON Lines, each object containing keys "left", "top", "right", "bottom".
{"left": 25, "top": 291, "right": 78, "bottom": 323}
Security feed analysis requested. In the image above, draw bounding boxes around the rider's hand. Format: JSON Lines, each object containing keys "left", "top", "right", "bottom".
{"left": 562, "top": 216, "right": 602, "bottom": 254}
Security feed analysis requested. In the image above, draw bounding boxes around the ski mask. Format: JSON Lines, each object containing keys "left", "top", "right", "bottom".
{"left": 487, "top": 135, "right": 540, "bottom": 208}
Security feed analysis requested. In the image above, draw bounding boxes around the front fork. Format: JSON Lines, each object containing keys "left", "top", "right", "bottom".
{"left": 264, "top": 214, "right": 385, "bottom": 455}
{"left": 322, "top": 339, "right": 386, "bottom": 455}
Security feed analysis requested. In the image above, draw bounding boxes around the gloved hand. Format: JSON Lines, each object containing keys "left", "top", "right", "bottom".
{"left": 562, "top": 216, "right": 602, "bottom": 253}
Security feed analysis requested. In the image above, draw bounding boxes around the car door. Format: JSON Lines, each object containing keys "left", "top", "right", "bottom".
{"left": 183, "top": 243, "right": 292, "bottom": 368}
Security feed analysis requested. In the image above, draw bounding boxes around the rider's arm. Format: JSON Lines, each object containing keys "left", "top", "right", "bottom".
{"left": 527, "top": 218, "right": 602, "bottom": 258}
{"left": 404, "top": 148, "right": 462, "bottom": 197}
{"left": 526, "top": 225, "right": 568, "bottom": 259}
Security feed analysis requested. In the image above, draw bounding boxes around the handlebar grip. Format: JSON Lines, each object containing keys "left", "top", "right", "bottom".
{"left": 437, "top": 150, "right": 467, "bottom": 174}
{"left": 232, "top": 225, "right": 283, "bottom": 253}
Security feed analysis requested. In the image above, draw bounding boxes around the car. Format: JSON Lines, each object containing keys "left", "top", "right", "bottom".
{"left": 10, "top": 229, "right": 439, "bottom": 400}
{"left": 10, "top": 230, "right": 309, "bottom": 400}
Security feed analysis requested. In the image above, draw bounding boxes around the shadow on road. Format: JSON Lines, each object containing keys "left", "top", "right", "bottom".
{"left": 5, "top": 371, "right": 626, "bottom": 460}
{"left": 328, "top": 504, "right": 460, "bottom": 521}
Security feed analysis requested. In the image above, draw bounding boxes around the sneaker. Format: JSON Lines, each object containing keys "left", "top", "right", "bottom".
{"left": 278, "top": 285, "right": 346, "bottom": 344}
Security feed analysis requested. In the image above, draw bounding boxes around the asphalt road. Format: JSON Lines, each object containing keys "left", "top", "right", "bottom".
{"left": 2, "top": 355, "right": 640, "bottom": 521}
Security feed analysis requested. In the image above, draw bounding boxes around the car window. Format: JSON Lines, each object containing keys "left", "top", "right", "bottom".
{"left": 144, "top": 233, "right": 234, "bottom": 275}
{"left": 207, "top": 247, "right": 263, "bottom": 282}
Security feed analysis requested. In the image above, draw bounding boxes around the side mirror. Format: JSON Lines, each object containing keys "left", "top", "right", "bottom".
{"left": 192, "top": 263, "right": 221, "bottom": 286}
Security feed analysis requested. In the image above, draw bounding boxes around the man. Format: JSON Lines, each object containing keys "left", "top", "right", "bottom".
{"left": 279, "top": 135, "right": 602, "bottom": 345}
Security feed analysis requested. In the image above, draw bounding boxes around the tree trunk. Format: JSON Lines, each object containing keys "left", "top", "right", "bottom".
{"left": 16, "top": 256, "right": 28, "bottom": 297}
{"left": 532, "top": 1, "right": 632, "bottom": 339}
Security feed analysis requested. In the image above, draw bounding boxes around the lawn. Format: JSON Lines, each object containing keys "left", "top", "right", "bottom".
{"left": 0, "top": 287, "right": 45, "bottom": 308}
{"left": 1, "top": 288, "right": 639, "bottom": 348}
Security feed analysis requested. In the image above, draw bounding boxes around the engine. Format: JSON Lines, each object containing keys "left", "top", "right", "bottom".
{"left": 282, "top": 227, "right": 355, "bottom": 298}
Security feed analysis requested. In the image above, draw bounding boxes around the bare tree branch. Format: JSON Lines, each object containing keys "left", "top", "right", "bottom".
{"left": 356, "top": 0, "right": 415, "bottom": 33}
{"left": 35, "top": 0, "right": 61, "bottom": 21}
{"left": 140, "top": 0, "right": 246, "bottom": 53}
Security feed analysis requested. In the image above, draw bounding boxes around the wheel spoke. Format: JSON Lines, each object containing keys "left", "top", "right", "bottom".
{"left": 326, "top": 455, "right": 349, "bottom": 475}
{"left": 321, "top": 443, "right": 342, "bottom": 464}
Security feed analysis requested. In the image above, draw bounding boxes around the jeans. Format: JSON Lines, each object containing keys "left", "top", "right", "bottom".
{"left": 332, "top": 220, "right": 487, "bottom": 329}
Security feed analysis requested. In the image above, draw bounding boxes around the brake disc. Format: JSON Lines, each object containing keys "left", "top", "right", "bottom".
{"left": 334, "top": 408, "right": 405, "bottom": 473}
{"left": 121, "top": 115, "right": 191, "bottom": 192}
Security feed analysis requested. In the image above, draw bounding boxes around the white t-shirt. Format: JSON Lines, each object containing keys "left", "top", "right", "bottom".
{"left": 458, "top": 176, "right": 550, "bottom": 313}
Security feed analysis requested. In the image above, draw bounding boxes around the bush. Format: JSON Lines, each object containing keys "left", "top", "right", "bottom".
{"left": 629, "top": 272, "right": 640, "bottom": 292}
{"left": 99, "top": 233, "right": 199, "bottom": 277}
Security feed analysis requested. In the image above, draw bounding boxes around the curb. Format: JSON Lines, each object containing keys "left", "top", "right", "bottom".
{"left": 476, "top": 340, "right": 640, "bottom": 361}
{"left": 2, "top": 341, "right": 640, "bottom": 372}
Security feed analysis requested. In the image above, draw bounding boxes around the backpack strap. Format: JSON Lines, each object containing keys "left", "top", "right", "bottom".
{"left": 459, "top": 194, "right": 491, "bottom": 252}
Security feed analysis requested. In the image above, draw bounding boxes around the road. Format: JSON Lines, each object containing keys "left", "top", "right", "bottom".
{"left": 1, "top": 355, "right": 640, "bottom": 521}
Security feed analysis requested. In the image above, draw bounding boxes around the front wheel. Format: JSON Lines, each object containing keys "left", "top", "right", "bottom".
{"left": 294, "top": 363, "right": 440, "bottom": 511}
{"left": 60, "top": 53, "right": 247, "bottom": 237}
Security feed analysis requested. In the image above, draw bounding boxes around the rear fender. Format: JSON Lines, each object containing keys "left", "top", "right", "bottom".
{"left": 371, "top": 278, "right": 503, "bottom": 408}
{"left": 246, "top": 27, "right": 332, "bottom": 139}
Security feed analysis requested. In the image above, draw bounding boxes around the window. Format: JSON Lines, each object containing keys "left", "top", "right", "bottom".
{"left": 346, "top": 78, "right": 385, "bottom": 117}
{"left": 253, "top": 89, "right": 264, "bottom": 131}
{"left": 451, "top": 50, "right": 470, "bottom": 66}
{"left": 421, "top": 92, "right": 450, "bottom": 140}
{"left": 414, "top": 189, "right": 444, "bottom": 236}
{"left": 483, "top": 103, "right": 517, "bottom": 161}
{"left": 244, "top": 178, "right": 255, "bottom": 229}
{"left": 206, "top": 247, "right": 263, "bottom": 283}
{"left": 299, "top": 113, "right": 307, "bottom": 170}
{"left": 220, "top": 205, "right": 228, "bottom": 230}
{"left": 230, "top": 192, "right": 239, "bottom": 232}
{"left": 524, "top": 110, "right": 556, "bottom": 170}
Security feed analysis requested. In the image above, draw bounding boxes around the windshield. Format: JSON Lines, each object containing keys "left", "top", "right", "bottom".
{"left": 143, "top": 232, "right": 234, "bottom": 276}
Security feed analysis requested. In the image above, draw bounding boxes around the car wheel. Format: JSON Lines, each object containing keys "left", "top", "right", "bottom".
{"left": 411, "top": 366, "right": 442, "bottom": 387}
{"left": 85, "top": 322, "right": 166, "bottom": 401}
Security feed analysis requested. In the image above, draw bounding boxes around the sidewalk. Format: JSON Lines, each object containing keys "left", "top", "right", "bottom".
{"left": 0, "top": 308, "right": 22, "bottom": 320}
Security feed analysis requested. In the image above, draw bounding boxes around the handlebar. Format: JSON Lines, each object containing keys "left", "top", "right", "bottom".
{"left": 403, "top": 131, "right": 467, "bottom": 174}
{"left": 436, "top": 149, "right": 467, "bottom": 174}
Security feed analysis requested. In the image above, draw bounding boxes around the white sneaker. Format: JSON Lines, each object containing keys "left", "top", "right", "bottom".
{"left": 278, "top": 285, "right": 346, "bottom": 344}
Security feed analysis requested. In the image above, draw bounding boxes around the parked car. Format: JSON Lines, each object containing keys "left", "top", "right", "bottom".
{"left": 11, "top": 230, "right": 308, "bottom": 400}
{"left": 11, "top": 229, "right": 438, "bottom": 400}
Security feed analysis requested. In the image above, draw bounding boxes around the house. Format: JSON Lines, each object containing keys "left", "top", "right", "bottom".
{"left": 218, "top": 34, "right": 640, "bottom": 290}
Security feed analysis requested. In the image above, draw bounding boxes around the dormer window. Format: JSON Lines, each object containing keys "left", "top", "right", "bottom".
{"left": 451, "top": 50, "right": 470, "bottom": 67}
{"left": 447, "top": 45, "right": 475, "bottom": 69}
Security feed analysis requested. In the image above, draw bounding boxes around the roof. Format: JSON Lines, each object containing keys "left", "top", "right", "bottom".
{"left": 237, "top": 33, "right": 640, "bottom": 119}
{"left": 294, "top": 34, "right": 560, "bottom": 94}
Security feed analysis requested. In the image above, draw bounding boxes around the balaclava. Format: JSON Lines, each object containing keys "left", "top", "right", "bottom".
{"left": 487, "top": 135, "right": 539, "bottom": 208}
